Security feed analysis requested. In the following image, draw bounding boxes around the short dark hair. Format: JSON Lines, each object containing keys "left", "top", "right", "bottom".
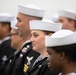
{"left": 67, "top": 18, "right": 76, "bottom": 29}
{"left": 51, "top": 43, "right": 76, "bottom": 62}
{"left": 1, "top": 22, "right": 11, "bottom": 32}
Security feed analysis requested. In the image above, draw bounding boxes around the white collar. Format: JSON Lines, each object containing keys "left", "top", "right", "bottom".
{"left": 41, "top": 54, "right": 49, "bottom": 59}
{"left": 58, "top": 72, "right": 76, "bottom": 75}
{"left": 66, "top": 72, "right": 76, "bottom": 75}
{"left": 21, "top": 40, "right": 30, "bottom": 48}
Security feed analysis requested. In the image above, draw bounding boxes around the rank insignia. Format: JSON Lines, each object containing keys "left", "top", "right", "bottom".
{"left": 2, "top": 55, "right": 7, "bottom": 61}
{"left": 26, "top": 45, "right": 30, "bottom": 48}
{"left": 22, "top": 47, "right": 28, "bottom": 53}
{"left": 10, "top": 59, "right": 12, "bottom": 63}
{"left": 20, "top": 53, "right": 23, "bottom": 57}
{"left": 38, "top": 65, "right": 42, "bottom": 68}
{"left": 27, "top": 56, "right": 33, "bottom": 66}
{"left": 23, "top": 64, "right": 28, "bottom": 72}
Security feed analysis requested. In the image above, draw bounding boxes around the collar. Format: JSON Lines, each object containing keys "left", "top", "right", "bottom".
{"left": 66, "top": 72, "right": 76, "bottom": 75}
{"left": 58, "top": 72, "right": 76, "bottom": 75}
{"left": 21, "top": 40, "right": 30, "bottom": 49}
{"left": 32, "top": 55, "right": 48, "bottom": 67}
{"left": 0, "top": 36, "right": 10, "bottom": 44}
{"left": 41, "top": 54, "right": 49, "bottom": 59}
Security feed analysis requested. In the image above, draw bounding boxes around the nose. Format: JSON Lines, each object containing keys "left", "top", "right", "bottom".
{"left": 30, "top": 36, "right": 34, "bottom": 42}
{"left": 15, "top": 22, "right": 19, "bottom": 27}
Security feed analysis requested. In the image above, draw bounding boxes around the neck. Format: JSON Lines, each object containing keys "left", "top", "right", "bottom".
{"left": 0, "top": 33, "right": 9, "bottom": 40}
{"left": 40, "top": 48, "right": 48, "bottom": 59}
{"left": 62, "top": 62, "right": 76, "bottom": 75}
{"left": 22, "top": 33, "right": 31, "bottom": 41}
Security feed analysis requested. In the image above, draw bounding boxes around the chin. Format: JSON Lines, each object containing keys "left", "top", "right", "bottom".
{"left": 33, "top": 47, "right": 39, "bottom": 52}
{"left": 33, "top": 47, "right": 36, "bottom": 51}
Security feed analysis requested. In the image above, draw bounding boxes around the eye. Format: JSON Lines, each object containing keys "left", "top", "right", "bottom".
{"left": 33, "top": 34, "right": 38, "bottom": 38}
{"left": 18, "top": 20, "right": 21, "bottom": 22}
{"left": 60, "top": 20, "right": 64, "bottom": 23}
{"left": 17, "top": 18, "right": 21, "bottom": 22}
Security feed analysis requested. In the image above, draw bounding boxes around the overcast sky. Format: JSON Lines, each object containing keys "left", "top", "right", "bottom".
{"left": 0, "top": 0, "right": 76, "bottom": 18}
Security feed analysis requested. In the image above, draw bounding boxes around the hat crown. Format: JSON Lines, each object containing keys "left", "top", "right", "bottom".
{"left": 30, "top": 19, "right": 62, "bottom": 32}
{"left": 45, "top": 29, "right": 76, "bottom": 47}
{"left": 25, "top": 4, "right": 41, "bottom": 10}
{"left": 65, "top": 9, "right": 76, "bottom": 13}
{"left": 42, "top": 19, "right": 54, "bottom": 23}
{"left": 51, "top": 29, "right": 73, "bottom": 38}
{"left": 0, "top": 12, "right": 14, "bottom": 22}
{"left": 11, "top": 21, "right": 18, "bottom": 29}
{"left": 58, "top": 9, "right": 76, "bottom": 20}
{"left": 0, "top": 13, "right": 12, "bottom": 17}
{"left": 49, "top": 14, "right": 59, "bottom": 23}
{"left": 18, "top": 4, "right": 45, "bottom": 18}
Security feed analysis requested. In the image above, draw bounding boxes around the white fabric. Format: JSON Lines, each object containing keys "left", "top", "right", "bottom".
{"left": 58, "top": 10, "right": 76, "bottom": 20}
{"left": 0, "top": 13, "right": 14, "bottom": 22}
{"left": 45, "top": 29, "right": 76, "bottom": 47}
{"left": 59, "top": 72, "right": 76, "bottom": 75}
{"left": 42, "top": 18, "right": 54, "bottom": 23}
{"left": 30, "top": 20, "right": 62, "bottom": 32}
{"left": 18, "top": 4, "right": 45, "bottom": 18}
{"left": 66, "top": 73, "right": 76, "bottom": 75}
{"left": 11, "top": 21, "right": 18, "bottom": 29}
{"left": 49, "top": 14, "right": 59, "bottom": 23}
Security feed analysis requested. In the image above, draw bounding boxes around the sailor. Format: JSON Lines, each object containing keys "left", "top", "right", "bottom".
{"left": 26, "top": 19, "right": 62, "bottom": 75}
{"left": 0, "top": 13, "right": 15, "bottom": 68}
{"left": 45, "top": 29, "right": 76, "bottom": 75}
{"left": 11, "top": 4, "right": 45, "bottom": 75}
{"left": 58, "top": 10, "right": 76, "bottom": 31}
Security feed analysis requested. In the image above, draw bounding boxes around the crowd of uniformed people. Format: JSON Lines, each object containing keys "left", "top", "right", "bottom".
{"left": 0, "top": 3, "right": 76, "bottom": 75}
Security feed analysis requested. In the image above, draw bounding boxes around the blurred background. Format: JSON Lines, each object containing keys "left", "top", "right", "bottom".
{"left": 0, "top": 0, "right": 76, "bottom": 18}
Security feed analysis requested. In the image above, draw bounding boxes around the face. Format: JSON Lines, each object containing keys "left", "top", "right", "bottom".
{"left": 58, "top": 16, "right": 71, "bottom": 29}
{"left": 47, "top": 47, "right": 62, "bottom": 73}
{"left": 16, "top": 13, "right": 30, "bottom": 37}
{"left": 10, "top": 29, "right": 21, "bottom": 50}
{"left": 0, "top": 23, "right": 3, "bottom": 35}
{"left": 0, "top": 23, "right": 6, "bottom": 39}
{"left": 30, "top": 30, "right": 46, "bottom": 53}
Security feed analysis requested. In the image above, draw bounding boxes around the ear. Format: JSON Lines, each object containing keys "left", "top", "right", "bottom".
{"left": 69, "top": 20, "right": 74, "bottom": 27}
{"left": 3, "top": 24, "right": 9, "bottom": 31}
{"left": 59, "top": 52, "right": 65, "bottom": 61}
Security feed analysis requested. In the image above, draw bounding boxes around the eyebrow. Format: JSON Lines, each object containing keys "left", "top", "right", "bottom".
{"left": 17, "top": 17, "right": 20, "bottom": 20}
